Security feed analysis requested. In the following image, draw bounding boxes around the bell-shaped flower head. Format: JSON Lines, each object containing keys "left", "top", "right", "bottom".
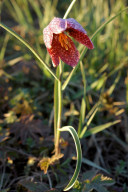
{"left": 43, "top": 17, "right": 94, "bottom": 67}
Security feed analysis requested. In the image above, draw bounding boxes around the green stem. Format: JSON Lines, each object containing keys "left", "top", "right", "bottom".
{"left": 54, "top": 69, "right": 58, "bottom": 142}
{"left": 55, "top": 62, "right": 62, "bottom": 155}
{"left": 0, "top": 22, "right": 59, "bottom": 81}
{"left": 63, "top": 0, "right": 77, "bottom": 19}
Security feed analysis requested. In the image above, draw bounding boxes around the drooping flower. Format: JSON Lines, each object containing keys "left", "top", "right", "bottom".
{"left": 43, "top": 17, "right": 94, "bottom": 67}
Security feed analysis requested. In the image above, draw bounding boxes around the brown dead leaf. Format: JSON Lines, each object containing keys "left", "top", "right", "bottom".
{"left": 38, "top": 153, "right": 64, "bottom": 174}
{"left": 38, "top": 157, "right": 51, "bottom": 174}
{"left": 50, "top": 153, "right": 64, "bottom": 164}
{"left": 12, "top": 99, "right": 33, "bottom": 115}
{"left": 10, "top": 114, "right": 50, "bottom": 144}
{"left": 100, "top": 92, "right": 125, "bottom": 116}
{"left": 60, "top": 138, "right": 68, "bottom": 149}
{"left": 0, "top": 134, "right": 9, "bottom": 143}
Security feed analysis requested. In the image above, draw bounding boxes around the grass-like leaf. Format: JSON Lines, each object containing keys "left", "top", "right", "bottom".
{"left": 82, "top": 158, "right": 109, "bottom": 174}
{"left": 0, "top": 22, "right": 59, "bottom": 81}
{"left": 59, "top": 126, "right": 82, "bottom": 191}
{"left": 81, "top": 120, "right": 121, "bottom": 138}
{"left": 78, "top": 62, "right": 86, "bottom": 136}
{"left": 79, "top": 104, "right": 100, "bottom": 138}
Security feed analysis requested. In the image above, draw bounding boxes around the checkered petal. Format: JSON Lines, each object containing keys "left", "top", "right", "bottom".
{"left": 43, "top": 17, "right": 67, "bottom": 49}
{"left": 43, "top": 25, "right": 53, "bottom": 49}
{"left": 67, "top": 29, "right": 94, "bottom": 49}
{"left": 58, "top": 37, "right": 80, "bottom": 67}
{"left": 47, "top": 48, "right": 60, "bottom": 67}
{"left": 66, "top": 18, "right": 94, "bottom": 49}
{"left": 66, "top": 18, "right": 87, "bottom": 34}
{"left": 49, "top": 17, "right": 67, "bottom": 34}
{"left": 48, "top": 34, "right": 79, "bottom": 67}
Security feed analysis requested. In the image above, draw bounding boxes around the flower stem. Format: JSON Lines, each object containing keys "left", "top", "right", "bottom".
{"left": 63, "top": 0, "right": 77, "bottom": 19}
{"left": 55, "top": 62, "right": 62, "bottom": 155}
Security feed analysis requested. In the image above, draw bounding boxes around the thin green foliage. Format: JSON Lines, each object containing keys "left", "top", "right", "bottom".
{"left": 0, "top": 33, "right": 9, "bottom": 61}
{"left": 78, "top": 97, "right": 86, "bottom": 136}
{"left": 78, "top": 62, "right": 86, "bottom": 136}
{"left": 81, "top": 120, "right": 121, "bottom": 138}
{"left": 0, "top": 22, "right": 59, "bottom": 81}
{"left": 79, "top": 108, "right": 99, "bottom": 138}
{"left": 107, "top": 72, "right": 121, "bottom": 95}
{"left": 82, "top": 158, "right": 109, "bottom": 174}
{"left": 62, "top": 7, "right": 128, "bottom": 91}
{"left": 59, "top": 126, "right": 82, "bottom": 191}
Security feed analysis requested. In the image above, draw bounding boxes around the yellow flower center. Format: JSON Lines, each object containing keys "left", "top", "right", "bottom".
{"left": 58, "top": 33, "right": 71, "bottom": 50}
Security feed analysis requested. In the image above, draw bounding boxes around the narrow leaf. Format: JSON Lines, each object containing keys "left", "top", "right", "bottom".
{"left": 59, "top": 126, "right": 82, "bottom": 191}
{"left": 0, "top": 22, "right": 59, "bottom": 81}
{"left": 79, "top": 106, "right": 99, "bottom": 139}
{"left": 78, "top": 98, "right": 86, "bottom": 136}
{"left": 107, "top": 71, "right": 121, "bottom": 95}
{"left": 82, "top": 120, "right": 121, "bottom": 138}
{"left": 82, "top": 158, "right": 109, "bottom": 174}
{"left": 78, "top": 62, "right": 86, "bottom": 136}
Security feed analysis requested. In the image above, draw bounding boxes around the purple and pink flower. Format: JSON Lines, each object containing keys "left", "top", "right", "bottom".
{"left": 43, "top": 17, "right": 94, "bottom": 67}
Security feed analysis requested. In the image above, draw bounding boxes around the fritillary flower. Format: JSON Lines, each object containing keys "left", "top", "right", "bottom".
{"left": 43, "top": 17, "right": 94, "bottom": 67}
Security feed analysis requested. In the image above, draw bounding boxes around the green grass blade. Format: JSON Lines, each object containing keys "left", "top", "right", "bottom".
{"left": 59, "top": 126, "right": 82, "bottom": 191}
{"left": 107, "top": 71, "right": 121, "bottom": 95}
{"left": 82, "top": 120, "right": 121, "bottom": 138}
{"left": 28, "top": 0, "right": 43, "bottom": 27}
{"left": 78, "top": 97, "right": 86, "bottom": 136}
{"left": 79, "top": 105, "right": 99, "bottom": 139}
{"left": 78, "top": 62, "right": 86, "bottom": 136}
{"left": 22, "top": 0, "right": 33, "bottom": 25}
{"left": 0, "top": 33, "right": 9, "bottom": 61}
{"left": 10, "top": 0, "right": 26, "bottom": 26}
{"left": 0, "top": 22, "right": 59, "bottom": 81}
{"left": 63, "top": 0, "right": 77, "bottom": 19}
{"left": 80, "top": 61, "right": 86, "bottom": 97}
{"left": 82, "top": 158, "right": 109, "bottom": 174}
{"left": 4, "top": 1, "right": 16, "bottom": 20}
{"left": 86, "top": 102, "right": 100, "bottom": 120}
{"left": 108, "top": 57, "right": 128, "bottom": 77}
{"left": 62, "top": 7, "right": 128, "bottom": 91}
{"left": 104, "top": 130, "right": 128, "bottom": 149}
